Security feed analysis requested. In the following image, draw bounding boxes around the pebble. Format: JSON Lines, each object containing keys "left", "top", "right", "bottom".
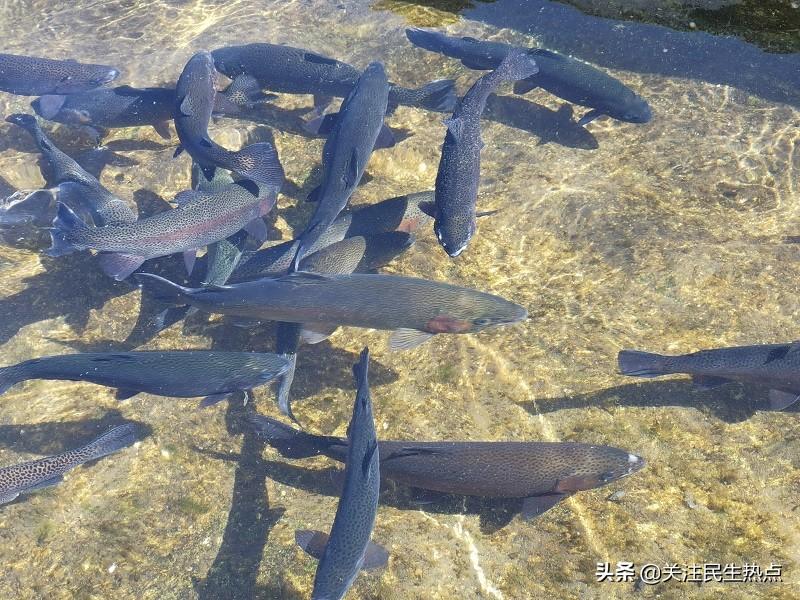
{"left": 108, "top": 563, "right": 117, "bottom": 574}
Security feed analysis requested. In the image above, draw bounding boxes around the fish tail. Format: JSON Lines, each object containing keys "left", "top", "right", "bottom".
{"left": 234, "top": 142, "right": 285, "bottom": 189}
{"left": 0, "top": 364, "right": 26, "bottom": 396}
{"left": 80, "top": 423, "right": 139, "bottom": 462}
{"left": 246, "top": 412, "right": 331, "bottom": 458}
{"left": 134, "top": 273, "right": 191, "bottom": 306}
{"left": 46, "top": 202, "right": 89, "bottom": 257}
{"left": 495, "top": 49, "right": 539, "bottom": 82}
{"left": 617, "top": 350, "right": 671, "bottom": 378}
{"left": 405, "top": 28, "right": 449, "bottom": 54}
{"left": 394, "top": 79, "right": 457, "bottom": 113}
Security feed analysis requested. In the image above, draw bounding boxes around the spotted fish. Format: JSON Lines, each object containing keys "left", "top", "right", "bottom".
{"left": 249, "top": 414, "right": 644, "bottom": 519}
{"left": 0, "top": 423, "right": 138, "bottom": 505}
{"left": 0, "top": 52, "right": 118, "bottom": 95}
{"left": 294, "top": 347, "right": 386, "bottom": 600}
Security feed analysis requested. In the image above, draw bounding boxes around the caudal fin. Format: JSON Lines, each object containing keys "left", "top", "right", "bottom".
{"left": 495, "top": 49, "right": 539, "bottom": 82}
{"left": 246, "top": 411, "right": 329, "bottom": 458}
{"left": 617, "top": 350, "right": 671, "bottom": 377}
{"left": 134, "top": 273, "right": 192, "bottom": 306}
{"left": 415, "top": 79, "right": 457, "bottom": 112}
{"left": 233, "top": 142, "right": 285, "bottom": 189}
{"left": 81, "top": 423, "right": 139, "bottom": 462}
{"left": 46, "top": 202, "right": 90, "bottom": 257}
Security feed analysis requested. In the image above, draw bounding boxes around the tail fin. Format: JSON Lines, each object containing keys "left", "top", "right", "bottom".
{"left": 232, "top": 142, "right": 285, "bottom": 190}
{"left": 0, "top": 189, "right": 56, "bottom": 227}
{"left": 405, "top": 28, "right": 446, "bottom": 53}
{"left": 46, "top": 202, "right": 89, "bottom": 257}
{"left": 415, "top": 79, "right": 457, "bottom": 112}
{"left": 81, "top": 423, "right": 139, "bottom": 462}
{"left": 134, "top": 273, "right": 192, "bottom": 306}
{"left": 246, "top": 412, "right": 330, "bottom": 458}
{"left": 5, "top": 113, "right": 39, "bottom": 133}
{"left": 31, "top": 95, "right": 67, "bottom": 120}
{"left": 617, "top": 350, "right": 671, "bottom": 377}
{"left": 495, "top": 49, "right": 539, "bottom": 82}
{"left": 0, "top": 365, "right": 25, "bottom": 395}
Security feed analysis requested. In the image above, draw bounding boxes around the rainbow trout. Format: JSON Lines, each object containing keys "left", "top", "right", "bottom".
{"left": 137, "top": 271, "right": 527, "bottom": 350}
{"left": 0, "top": 423, "right": 138, "bottom": 505}
{"left": 249, "top": 415, "right": 645, "bottom": 519}
{"left": 0, "top": 52, "right": 118, "bottom": 95}
{"left": 0, "top": 351, "right": 288, "bottom": 406}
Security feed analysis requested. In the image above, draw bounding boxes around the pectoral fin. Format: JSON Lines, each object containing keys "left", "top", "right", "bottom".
{"left": 0, "top": 491, "right": 20, "bottom": 505}
{"left": 97, "top": 252, "right": 145, "bottom": 281}
{"left": 373, "top": 124, "right": 396, "bottom": 149}
{"left": 344, "top": 147, "right": 360, "bottom": 188}
{"left": 299, "top": 323, "right": 337, "bottom": 345}
{"left": 152, "top": 121, "right": 171, "bottom": 140}
{"left": 389, "top": 328, "right": 433, "bottom": 351}
{"left": 27, "top": 475, "right": 64, "bottom": 492}
{"left": 295, "top": 530, "right": 388, "bottom": 569}
{"left": 578, "top": 109, "right": 603, "bottom": 126}
{"left": 198, "top": 393, "right": 230, "bottom": 408}
{"left": 244, "top": 218, "right": 268, "bottom": 243}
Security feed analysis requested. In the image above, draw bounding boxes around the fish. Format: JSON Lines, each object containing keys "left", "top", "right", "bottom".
{"left": 618, "top": 343, "right": 800, "bottom": 410}
{"left": 405, "top": 28, "right": 652, "bottom": 126}
{"left": 294, "top": 347, "right": 386, "bottom": 600}
{"left": 293, "top": 62, "right": 390, "bottom": 269}
{"left": 211, "top": 42, "right": 456, "bottom": 115}
{"left": 4, "top": 114, "right": 136, "bottom": 227}
{"left": 137, "top": 271, "right": 527, "bottom": 351}
{"left": 0, "top": 351, "right": 288, "bottom": 407}
{"left": 31, "top": 77, "right": 271, "bottom": 140}
{"left": 0, "top": 423, "right": 139, "bottom": 505}
{"left": 0, "top": 52, "right": 118, "bottom": 96}
{"left": 249, "top": 413, "right": 645, "bottom": 520}
{"left": 173, "top": 51, "right": 285, "bottom": 186}
{"left": 430, "top": 50, "right": 538, "bottom": 257}
{"left": 46, "top": 172, "right": 279, "bottom": 281}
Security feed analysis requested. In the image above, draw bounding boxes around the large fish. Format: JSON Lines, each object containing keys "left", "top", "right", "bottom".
{"left": 0, "top": 423, "right": 138, "bottom": 505}
{"left": 0, "top": 351, "right": 288, "bottom": 406}
{"left": 4, "top": 113, "right": 136, "bottom": 227}
{"left": 405, "top": 28, "right": 652, "bottom": 126}
{"left": 431, "top": 50, "right": 538, "bottom": 257}
{"left": 294, "top": 62, "right": 390, "bottom": 269}
{"left": 618, "top": 343, "right": 800, "bottom": 410}
{"left": 137, "top": 271, "right": 527, "bottom": 350}
{"left": 46, "top": 172, "right": 279, "bottom": 280}
{"left": 211, "top": 42, "right": 455, "bottom": 115}
{"left": 174, "top": 52, "right": 284, "bottom": 186}
{"left": 31, "top": 77, "right": 270, "bottom": 140}
{"left": 250, "top": 416, "right": 644, "bottom": 520}
{"left": 294, "top": 347, "right": 386, "bottom": 600}
{"left": 0, "top": 53, "right": 118, "bottom": 96}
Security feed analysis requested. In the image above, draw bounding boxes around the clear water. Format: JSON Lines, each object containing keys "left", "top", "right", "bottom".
{"left": 0, "top": 1, "right": 798, "bottom": 598}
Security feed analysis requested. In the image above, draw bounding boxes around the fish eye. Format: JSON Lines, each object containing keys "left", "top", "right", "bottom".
{"left": 473, "top": 317, "right": 492, "bottom": 327}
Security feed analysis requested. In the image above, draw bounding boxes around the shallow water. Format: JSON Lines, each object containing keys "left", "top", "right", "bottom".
{"left": 0, "top": 1, "right": 798, "bottom": 599}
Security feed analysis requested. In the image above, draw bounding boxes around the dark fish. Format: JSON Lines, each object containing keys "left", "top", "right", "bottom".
{"left": 294, "top": 347, "right": 385, "bottom": 600}
{"left": 0, "top": 351, "right": 288, "bottom": 406}
{"left": 618, "top": 343, "right": 800, "bottom": 410}
{"left": 294, "top": 62, "right": 390, "bottom": 269}
{"left": 46, "top": 174, "right": 279, "bottom": 281}
{"left": 0, "top": 53, "right": 118, "bottom": 96}
{"left": 31, "top": 77, "right": 271, "bottom": 140}
{"left": 431, "top": 50, "right": 538, "bottom": 257}
{"left": 4, "top": 114, "right": 136, "bottom": 227}
{"left": 174, "top": 52, "right": 284, "bottom": 186}
{"left": 0, "top": 423, "right": 138, "bottom": 505}
{"left": 405, "top": 28, "right": 652, "bottom": 125}
{"left": 249, "top": 414, "right": 645, "bottom": 519}
{"left": 137, "top": 271, "right": 527, "bottom": 350}
{"left": 211, "top": 42, "right": 456, "bottom": 114}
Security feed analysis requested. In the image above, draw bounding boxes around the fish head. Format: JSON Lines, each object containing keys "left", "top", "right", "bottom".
{"left": 554, "top": 447, "right": 645, "bottom": 492}
{"left": 434, "top": 215, "right": 475, "bottom": 258}
{"left": 54, "top": 66, "right": 119, "bottom": 94}
{"left": 436, "top": 295, "right": 527, "bottom": 334}
{"left": 614, "top": 95, "right": 652, "bottom": 124}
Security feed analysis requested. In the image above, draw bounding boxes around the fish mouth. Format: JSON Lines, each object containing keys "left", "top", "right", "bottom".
{"left": 623, "top": 453, "right": 646, "bottom": 476}
{"left": 97, "top": 68, "right": 120, "bottom": 86}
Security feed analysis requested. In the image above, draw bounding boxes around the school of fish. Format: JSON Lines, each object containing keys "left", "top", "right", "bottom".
{"left": 0, "top": 20, "right": 787, "bottom": 600}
